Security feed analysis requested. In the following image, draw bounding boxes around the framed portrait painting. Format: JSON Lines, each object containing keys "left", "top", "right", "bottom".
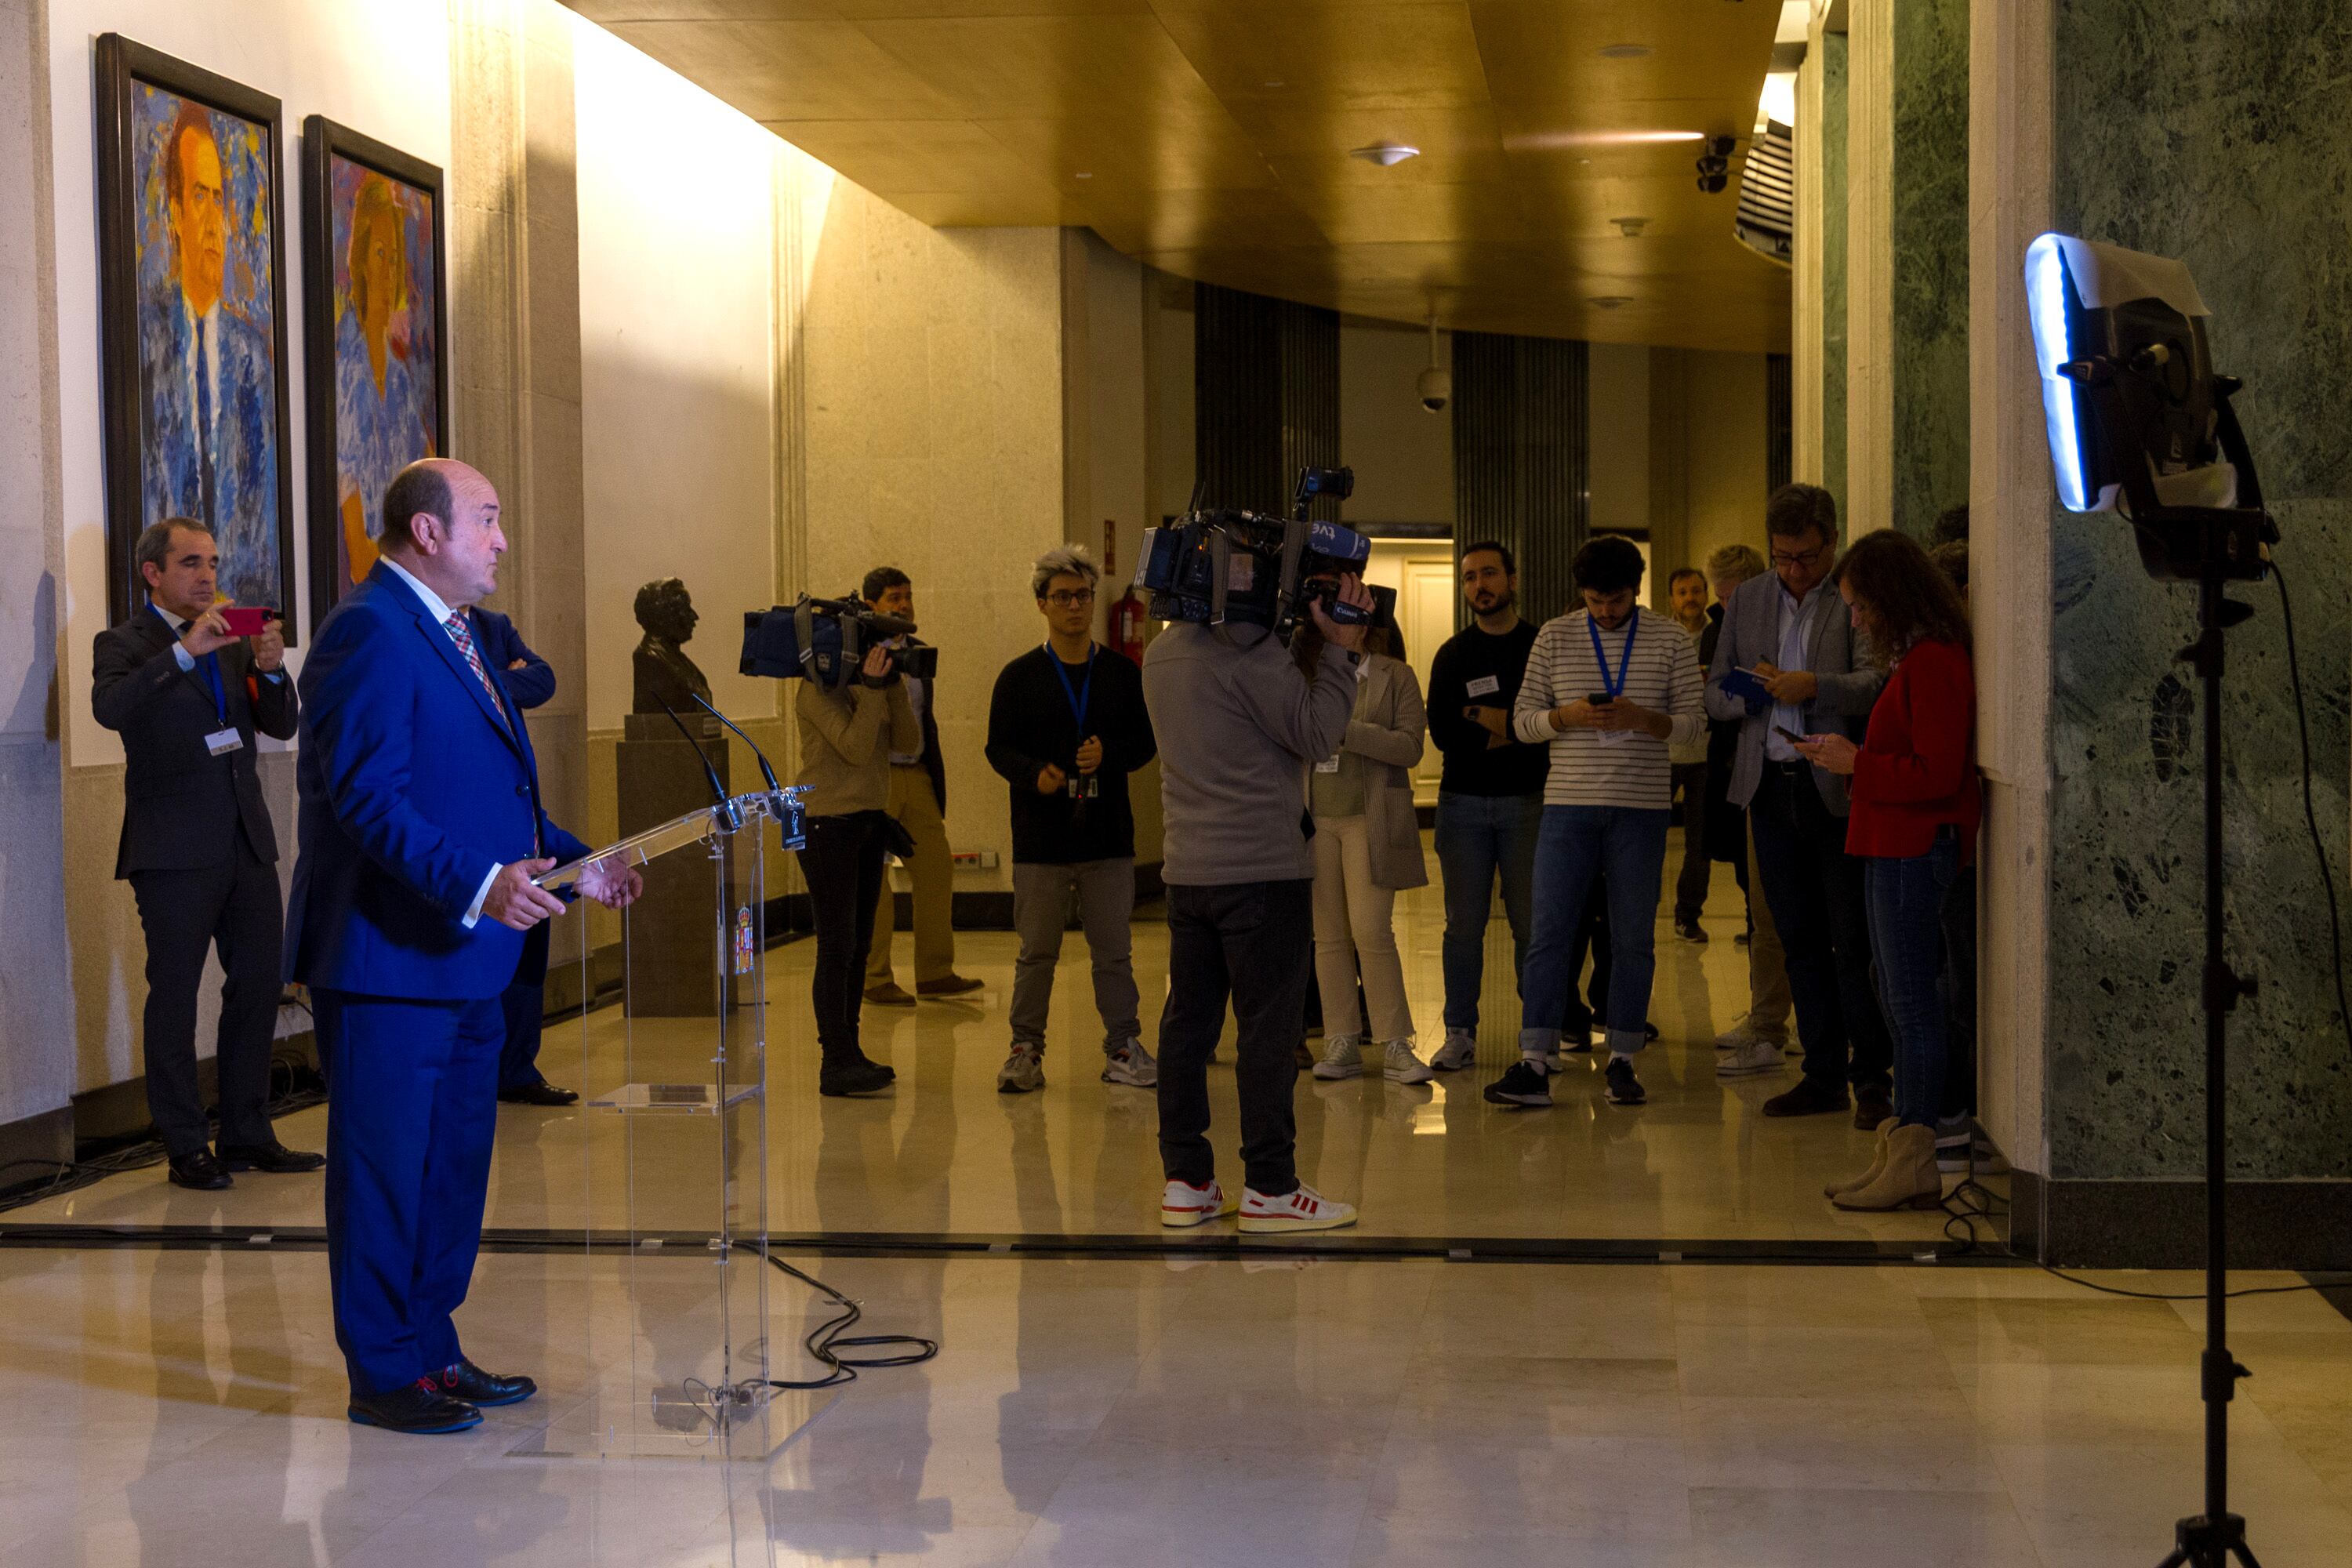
{"left": 299, "top": 118, "right": 448, "bottom": 619}
{"left": 94, "top": 34, "right": 297, "bottom": 637}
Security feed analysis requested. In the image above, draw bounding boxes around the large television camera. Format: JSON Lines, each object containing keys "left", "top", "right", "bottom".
{"left": 1136, "top": 466, "right": 1396, "bottom": 640}
{"left": 740, "top": 594, "right": 938, "bottom": 688}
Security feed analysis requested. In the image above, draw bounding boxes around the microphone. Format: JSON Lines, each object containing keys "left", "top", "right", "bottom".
{"left": 690, "top": 692, "right": 806, "bottom": 848}
{"left": 655, "top": 696, "right": 742, "bottom": 832}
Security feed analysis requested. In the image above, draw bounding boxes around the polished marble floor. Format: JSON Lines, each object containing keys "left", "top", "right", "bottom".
{"left": 11, "top": 872, "right": 2352, "bottom": 1563}
{"left": 5, "top": 1241, "right": 2350, "bottom": 1567}
{"left": 13, "top": 871, "right": 1973, "bottom": 1247}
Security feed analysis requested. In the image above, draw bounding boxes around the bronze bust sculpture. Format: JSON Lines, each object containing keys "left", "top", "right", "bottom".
{"left": 631, "top": 577, "right": 710, "bottom": 717}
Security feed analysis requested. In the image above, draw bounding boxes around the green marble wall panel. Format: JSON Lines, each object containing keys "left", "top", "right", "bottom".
{"left": 2045, "top": 0, "right": 2352, "bottom": 1180}
{"left": 1889, "top": 0, "right": 1968, "bottom": 536}
{"left": 1820, "top": 31, "right": 1848, "bottom": 521}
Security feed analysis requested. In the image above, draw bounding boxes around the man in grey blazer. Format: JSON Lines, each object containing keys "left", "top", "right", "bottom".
{"left": 1704, "top": 484, "right": 1892, "bottom": 1126}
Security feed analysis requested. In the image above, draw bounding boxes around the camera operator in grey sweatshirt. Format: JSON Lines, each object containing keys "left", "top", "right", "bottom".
{"left": 1141, "top": 575, "right": 1373, "bottom": 1235}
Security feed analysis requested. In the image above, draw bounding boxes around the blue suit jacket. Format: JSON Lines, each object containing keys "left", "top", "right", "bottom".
{"left": 469, "top": 608, "right": 555, "bottom": 711}
{"left": 286, "top": 562, "right": 590, "bottom": 1001}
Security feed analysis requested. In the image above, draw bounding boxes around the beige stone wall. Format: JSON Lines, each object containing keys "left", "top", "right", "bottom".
{"left": 798, "top": 182, "right": 1065, "bottom": 894}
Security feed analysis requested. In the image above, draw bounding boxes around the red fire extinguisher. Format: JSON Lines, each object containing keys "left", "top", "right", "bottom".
{"left": 1110, "top": 585, "right": 1149, "bottom": 665}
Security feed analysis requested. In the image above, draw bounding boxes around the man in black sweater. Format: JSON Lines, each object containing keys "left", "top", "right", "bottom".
{"left": 985, "top": 546, "right": 1158, "bottom": 1093}
{"left": 1423, "top": 542, "right": 1551, "bottom": 1071}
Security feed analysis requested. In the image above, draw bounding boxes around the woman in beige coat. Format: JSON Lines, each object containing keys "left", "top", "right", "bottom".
{"left": 1306, "top": 626, "right": 1433, "bottom": 1083}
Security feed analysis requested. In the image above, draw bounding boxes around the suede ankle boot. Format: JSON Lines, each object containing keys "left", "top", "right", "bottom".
{"left": 1831, "top": 1123, "right": 1943, "bottom": 1210}
{"left": 1824, "top": 1116, "right": 1898, "bottom": 1200}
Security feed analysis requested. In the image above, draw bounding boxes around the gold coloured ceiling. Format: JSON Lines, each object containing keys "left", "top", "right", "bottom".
{"left": 563, "top": 2, "right": 1791, "bottom": 351}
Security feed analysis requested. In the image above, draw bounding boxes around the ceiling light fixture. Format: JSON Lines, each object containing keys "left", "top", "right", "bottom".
{"left": 1611, "top": 216, "right": 1649, "bottom": 238}
{"left": 1597, "top": 43, "right": 1651, "bottom": 59}
{"left": 1348, "top": 142, "right": 1421, "bottom": 167}
{"left": 1589, "top": 296, "right": 1633, "bottom": 309}
{"left": 1503, "top": 129, "right": 1704, "bottom": 151}
{"left": 1074, "top": 171, "right": 1093, "bottom": 180}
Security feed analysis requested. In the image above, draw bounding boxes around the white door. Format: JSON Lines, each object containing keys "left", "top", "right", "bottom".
{"left": 1401, "top": 558, "right": 1455, "bottom": 806}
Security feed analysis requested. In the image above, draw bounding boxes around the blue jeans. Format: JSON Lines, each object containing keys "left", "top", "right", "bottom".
{"left": 1864, "top": 828, "right": 1962, "bottom": 1127}
{"left": 1433, "top": 791, "right": 1543, "bottom": 1029}
{"left": 1519, "top": 805, "right": 1671, "bottom": 1058}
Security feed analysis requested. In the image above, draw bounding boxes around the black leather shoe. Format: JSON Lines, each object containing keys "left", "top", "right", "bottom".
{"left": 348, "top": 1378, "right": 482, "bottom": 1434}
{"left": 167, "top": 1149, "right": 232, "bottom": 1189}
{"left": 819, "top": 1058, "right": 895, "bottom": 1097}
{"left": 497, "top": 1081, "right": 580, "bottom": 1107}
{"left": 217, "top": 1142, "right": 326, "bottom": 1174}
{"left": 433, "top": 1358, "right": 537, "bottom": 1407}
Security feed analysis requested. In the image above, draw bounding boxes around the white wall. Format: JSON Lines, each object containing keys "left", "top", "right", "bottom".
{"left": 574, "top": 20, "right": 777, "bottom": 735}
{"left": 1340, "top": 318, "right": 1453, "bottom": 525}
{"left": 45, "top": 0, "right": 455, "bottom": 763}
{"left": 1588, "top": 340, "right": 1651, "bottom": 534}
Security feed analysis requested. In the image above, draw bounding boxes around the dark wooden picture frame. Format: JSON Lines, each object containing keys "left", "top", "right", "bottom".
{"left": 93, "top": 34, "right": 298, "bottom": 639}
{"left": 298, "top": 117, "right": 450, "bottom": 624}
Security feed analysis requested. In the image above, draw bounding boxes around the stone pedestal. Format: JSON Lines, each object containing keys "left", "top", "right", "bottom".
{"left": 617, "top": 715, "right": 730, "bottom": 1016}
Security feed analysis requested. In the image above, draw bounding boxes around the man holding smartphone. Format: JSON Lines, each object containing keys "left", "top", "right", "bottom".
{"left": 1489, "top": 535, "right": 1704, "bottom": 1111}
{"left": 1704, "top": 483, "right": 1891, "bottom": 1127}
{"left": 92, "top": 517, "right": 317, "bottom": 1190}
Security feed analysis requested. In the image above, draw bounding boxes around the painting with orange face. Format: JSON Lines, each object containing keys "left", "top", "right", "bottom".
{"left": 299, "top": 118, "right": 448, "bottom": 622}
{"left": 95, "top": 36, "right": 296, "bottom": 630}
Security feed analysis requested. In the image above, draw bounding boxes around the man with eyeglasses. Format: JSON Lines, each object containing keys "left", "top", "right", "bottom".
{"left": 984, "top": 546, "right": 1158, "bottom": 1093}
{"left": 1704, "top": 483, "right": 1893, "bottom": 1128}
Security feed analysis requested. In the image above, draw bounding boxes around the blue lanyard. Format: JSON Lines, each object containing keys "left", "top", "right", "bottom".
{"left": 157, "top": 604, "right": 227, "bottom": 724}
{"left": 1049, "top": 644, "right": 1095, "bottom": 731}
{"left": 1588, "top": 608, "right": 1638, "bottom": 699}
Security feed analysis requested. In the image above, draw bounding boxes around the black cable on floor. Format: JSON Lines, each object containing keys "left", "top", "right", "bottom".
{"left": 757, "top": 1254, "right": 938, "bottom": 1391}
{"left": 2267, "top": 561, "right": 2352, "bottom": 1058}
{"left": 0, "top": 1073, "right": 325, "bottom": 1216}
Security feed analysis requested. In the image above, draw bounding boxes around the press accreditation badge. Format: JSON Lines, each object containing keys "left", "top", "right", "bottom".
{"left": 1465, "top": 674, "right": 1500, "bottom": 699}
{"left": 204, "top": 728, "right": 244, "bottom": 757}
{"left": 1316, "top": 756, "right": 1341, "bottom": 773}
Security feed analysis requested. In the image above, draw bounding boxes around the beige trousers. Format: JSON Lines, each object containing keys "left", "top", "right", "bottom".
{"left": 867, "top": 764, "right": 956, "bottom": 986}
{"left": 1310, "top": 815, "right": 1415, "bottom": 1044}
{"left": 1745, "top": 826, "right": 1794, "bottom": 1038}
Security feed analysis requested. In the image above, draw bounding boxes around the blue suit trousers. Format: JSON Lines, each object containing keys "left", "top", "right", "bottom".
{"left": 318, "top": 989, "right": 504, "bottom": 1397}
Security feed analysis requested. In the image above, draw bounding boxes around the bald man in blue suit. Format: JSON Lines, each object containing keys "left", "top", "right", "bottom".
{"left": 288, "top": 457, "right": 640, "bottom": 1435}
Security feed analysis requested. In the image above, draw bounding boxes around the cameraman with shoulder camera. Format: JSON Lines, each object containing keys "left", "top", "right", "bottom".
{"left": 1143, "top": 573, "right": 1374, "bottom": 1235}
{"left": 795, "top": 630, "right": 920, "bottom": 1097}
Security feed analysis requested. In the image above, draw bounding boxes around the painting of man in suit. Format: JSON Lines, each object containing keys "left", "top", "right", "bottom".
{"left": 132, "top": 88, "right": 285, "bottom": 612}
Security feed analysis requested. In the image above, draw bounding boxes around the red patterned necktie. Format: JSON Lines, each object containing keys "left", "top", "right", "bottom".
{"left": 444, "top": 612, "right": 510, "bottom": 731}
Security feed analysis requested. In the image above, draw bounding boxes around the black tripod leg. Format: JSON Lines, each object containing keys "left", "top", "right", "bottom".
{"left": 2230, "top": 1539, "right": 2262, "bottom": 1567}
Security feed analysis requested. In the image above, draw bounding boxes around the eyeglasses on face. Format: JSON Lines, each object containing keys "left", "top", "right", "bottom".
{"left": 1045, "top": 588, "right": 1096, "bottom": 608}
{"left": 1770, "top": 543, "right": 1828, "bottom": 568}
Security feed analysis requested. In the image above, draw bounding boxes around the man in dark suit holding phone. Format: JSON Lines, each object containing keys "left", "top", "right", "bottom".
{"left": 92, "top": 518, "right": 318, "bottom": 1192}
{"left": 289, "top": 458, "right": 641, "bottom": 1435}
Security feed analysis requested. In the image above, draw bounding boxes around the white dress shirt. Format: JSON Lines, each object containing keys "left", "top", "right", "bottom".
{"left": 379, "top": 557, "right": 503, "bottom": 929}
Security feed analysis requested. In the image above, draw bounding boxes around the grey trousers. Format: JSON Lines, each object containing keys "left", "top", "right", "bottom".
{"left": 1010, "top": 858, "right": 1141, "bottom": 1055}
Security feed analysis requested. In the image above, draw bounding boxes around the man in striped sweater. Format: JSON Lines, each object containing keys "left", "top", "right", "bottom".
{"left": 1486, "top": 535, "right": 1704, "bottom": 1110}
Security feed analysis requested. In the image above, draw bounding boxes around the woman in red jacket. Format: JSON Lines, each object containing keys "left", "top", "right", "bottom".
{"left": 1794, "top": 530, "right": 1980, "bottom": 1210}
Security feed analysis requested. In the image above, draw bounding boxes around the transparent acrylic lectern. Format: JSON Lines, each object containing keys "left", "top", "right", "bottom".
{"left": 520, "top": 785, "right": 811, "bottom": 1463}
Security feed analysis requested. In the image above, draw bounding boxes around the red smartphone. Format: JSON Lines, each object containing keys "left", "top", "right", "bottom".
{"left": 219, "top": 607, "right": 273, "bottom": 637}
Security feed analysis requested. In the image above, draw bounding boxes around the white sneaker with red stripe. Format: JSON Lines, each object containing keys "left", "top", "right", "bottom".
{"left": 1160, "top": 1178, "right": 1237, "bottom": 1229}
{"left": 1237, "top": 1182, "right": 1357, "bottom": 1235}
